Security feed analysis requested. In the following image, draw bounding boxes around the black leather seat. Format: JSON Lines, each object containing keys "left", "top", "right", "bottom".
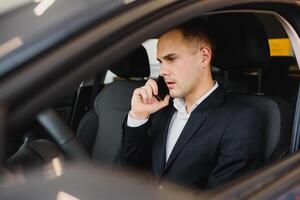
{"left": 262, "top": 56, "right": 297, "bottom": 102}
{"left": 210, "top": 13, "right": 293, "bottom": 163}
{"left": 77, "top": 46, "right": 150, "bottom": 165}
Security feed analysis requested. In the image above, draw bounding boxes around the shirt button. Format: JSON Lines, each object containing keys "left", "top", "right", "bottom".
{"left": 158, "top": 185, "right": 164, "bottom": 190}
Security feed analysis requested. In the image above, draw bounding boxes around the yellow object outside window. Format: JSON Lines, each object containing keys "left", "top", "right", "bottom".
{"left": 268, "top": 38, "right": 293, "bottom": 56}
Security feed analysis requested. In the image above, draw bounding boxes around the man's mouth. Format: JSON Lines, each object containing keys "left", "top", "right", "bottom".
{"left": 166, "top": 81, "right": 175, "bottom": 89}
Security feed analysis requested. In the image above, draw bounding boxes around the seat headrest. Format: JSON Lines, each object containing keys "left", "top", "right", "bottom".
{"left": 210, "top": 13, "right": 270, "bottom": 70}
{"left": 110, "top": 46, "right": 150, "bottom": 78}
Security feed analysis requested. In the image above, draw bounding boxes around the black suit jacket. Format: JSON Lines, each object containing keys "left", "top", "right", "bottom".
{"left": 122, "top": 87, "right": 264, "bottom": 189}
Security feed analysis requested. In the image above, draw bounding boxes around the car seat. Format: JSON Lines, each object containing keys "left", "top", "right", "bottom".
{"left": 262, "top": 56, "right": 297, "bottom": 103}
{"left": 209, "top": 13, "right": 293, "bottom": 164}
{"left": 77, "top": 46, "right": 150, "bottom": 165}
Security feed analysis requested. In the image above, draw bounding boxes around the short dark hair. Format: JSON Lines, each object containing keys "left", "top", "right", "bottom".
{"left": 175, "top": 18, "right": 215, "bottom": 61}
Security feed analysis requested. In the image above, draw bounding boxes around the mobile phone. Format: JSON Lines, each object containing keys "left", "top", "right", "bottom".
{"left": 155, "top": 76, "right": 169, "bottom": 101}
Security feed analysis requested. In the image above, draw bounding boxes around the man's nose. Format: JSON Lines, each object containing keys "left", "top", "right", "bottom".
{"left": 159, "top": 63, "right": 170, "bottom": 76}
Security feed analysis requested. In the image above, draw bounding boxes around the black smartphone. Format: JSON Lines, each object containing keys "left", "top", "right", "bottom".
{"left": 155, "top": 76, "right": 169, "bottom": 101}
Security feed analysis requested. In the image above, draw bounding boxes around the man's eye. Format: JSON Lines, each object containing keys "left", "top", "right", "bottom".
{"left": 167, "top": 57, "right": 176, "bottom": 62}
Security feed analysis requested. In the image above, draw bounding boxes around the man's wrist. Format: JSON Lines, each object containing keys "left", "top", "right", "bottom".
{"left": 127, "top": 111, "right": 149, "bottom": 127}
{"left": 129, "top": 110, "right": 149, "bottom": 120}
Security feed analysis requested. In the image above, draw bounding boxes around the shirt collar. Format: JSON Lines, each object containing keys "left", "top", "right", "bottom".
{"left": 173, "top": 82, "right": 219, "bottom": 114}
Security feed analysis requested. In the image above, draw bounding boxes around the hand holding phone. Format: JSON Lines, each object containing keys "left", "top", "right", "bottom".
{"left": 129, "top": 77, "right": 170, "bottom": 119}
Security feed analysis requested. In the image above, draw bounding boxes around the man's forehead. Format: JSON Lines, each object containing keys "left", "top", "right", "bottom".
{"left": 157, "top": 30, "right": 196, "bottom": 58}
{"left": 158, "top": 30, "right": 185, "bottom": 51}
{"left": 158, "top": 29, "right": 183, "bottom": 42}
{"left": 157, "top": 43, "right": 182, "bottom": 59}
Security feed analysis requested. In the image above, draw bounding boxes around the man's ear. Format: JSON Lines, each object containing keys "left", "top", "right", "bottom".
{"left": 200, "top": 47, "right": 212, "bottom": 67}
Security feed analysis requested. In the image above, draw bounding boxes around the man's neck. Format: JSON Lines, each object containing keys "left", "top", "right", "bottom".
{"left": 184, "top": 79, "right": 215, "bottom": 113}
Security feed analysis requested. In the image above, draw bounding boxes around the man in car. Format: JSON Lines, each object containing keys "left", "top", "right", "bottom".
{"left": 122, "top": 19, "right": 264, "bottom": 190}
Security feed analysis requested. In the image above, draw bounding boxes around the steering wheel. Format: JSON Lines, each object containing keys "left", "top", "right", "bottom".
{"left": 37, "top": 109, "right": 90, "bottom": 161}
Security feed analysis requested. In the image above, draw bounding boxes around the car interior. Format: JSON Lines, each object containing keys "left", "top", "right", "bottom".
{"left": 4, "top": 11, "right": 300, "bottom": 189}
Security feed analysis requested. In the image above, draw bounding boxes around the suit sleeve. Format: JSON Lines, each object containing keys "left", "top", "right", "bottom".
{"left": 207, "top": 107, "right": 264, "bottom": 189}
{"left": 121, "top": 115, "right": 152, "bottom": 170}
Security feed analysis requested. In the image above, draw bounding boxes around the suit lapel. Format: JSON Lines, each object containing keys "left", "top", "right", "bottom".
{"left": 156, "top": 105, "right": 176, "bottom": 175}
{"left": 162, "top": 87, "right": 225, "bottom": 174}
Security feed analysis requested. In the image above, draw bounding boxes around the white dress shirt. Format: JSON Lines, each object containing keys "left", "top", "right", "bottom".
{"left": 127, "top": 82, "right": 219, "bottom": 162}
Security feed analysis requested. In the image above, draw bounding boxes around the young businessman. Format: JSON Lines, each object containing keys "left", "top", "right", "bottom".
{"left": 122, "top": 19, "right": 264, "bottom": 189}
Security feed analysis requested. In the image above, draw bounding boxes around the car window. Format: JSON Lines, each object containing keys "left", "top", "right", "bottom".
{"left": 256, "top": 14, "right": 295, "bottom": 61}
{"left": 255, "top": 13, "right": 299, "bottom": 103}
{"left": 104, "top": 39, "right": 161, "bottom": 84}
{"left": 143, "top": 39, "right": 160, "bottom": 78}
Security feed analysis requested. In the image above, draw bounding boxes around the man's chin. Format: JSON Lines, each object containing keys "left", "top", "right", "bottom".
{"left": 169, "top": 91, "right": 182, "bottom": 98}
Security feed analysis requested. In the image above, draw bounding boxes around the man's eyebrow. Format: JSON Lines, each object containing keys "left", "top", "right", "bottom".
{"left": 157, "top": 53, "right": 177, "bottom": 63}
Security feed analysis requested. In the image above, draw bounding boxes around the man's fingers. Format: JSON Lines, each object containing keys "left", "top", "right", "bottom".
{"left": 146, "top": 79, "right": 158, "bottom": 95}
{"left": 143, "top": 85, "right": 153, "bottom": 102}
{"left": 132, "top": 85, "right": 169, "bottom": 115}
{"left": 141, "top": 88, "right": 151, "bottom": 104}
{"left": 155, "top": 95, "right": 170, "bottom": 110}
{"left": 135, "top": 88, "right": 149, "bottom": 104}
